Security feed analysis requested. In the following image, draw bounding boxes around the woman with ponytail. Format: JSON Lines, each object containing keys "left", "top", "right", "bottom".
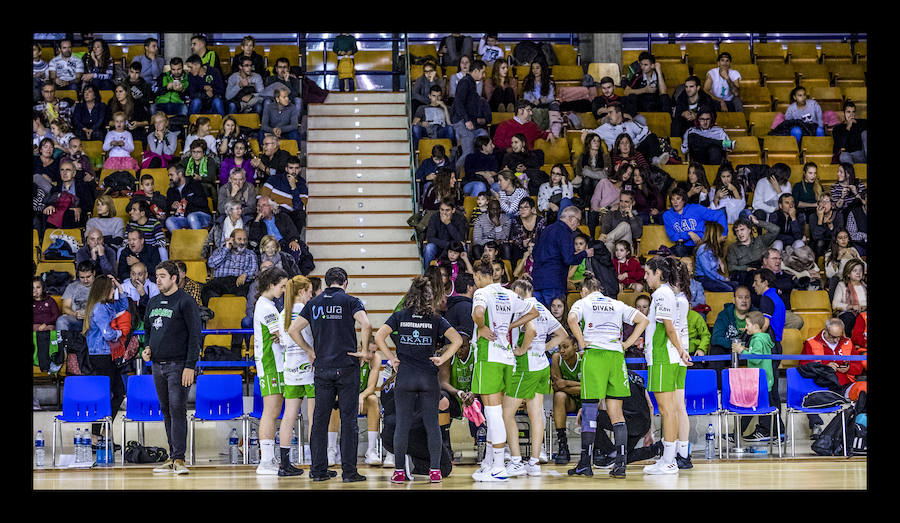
{"left": 641, "top": 256, "right": 692, "bottom": 475}
{"left": 669, "top": 256, "right": 695, "bottom": 470}
{"left": 280, "top": 274, "right": 315, "bottom": 469}
{"left": 375, "top": 277, "right": 464, "bottom": 483}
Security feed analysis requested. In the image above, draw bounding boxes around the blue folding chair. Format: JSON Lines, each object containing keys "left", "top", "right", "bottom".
{"left": 721, "top": 368, "right": 783, "bottom": 458}
{"left": 52, "top": 376, "right": 112, "bottom": 468}
{"left": 633, "top": 370, "right": 659, "bottom": 415}
{"left": 786, "top": 367, "right": 850, "bottom": 457}
{"left": 120, "top": 375, "right": 164, "bottom": 465}
{"left": 684, "top": 369, "right": 722, "bottom": 457}
{"left": 189, "top": 374, "right": 245, "bottom": 465}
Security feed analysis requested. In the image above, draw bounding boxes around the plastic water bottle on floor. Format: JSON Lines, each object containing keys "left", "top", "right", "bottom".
{"left": 248, "top": 428, "right": 259, "bottom": 464}
{"left": 228, "top": 428, "right": 239, "bottom": 464}
{"left": 290, "top": 429, "right": 299, "bottom": 464}
{"left": 476, "top": 425, "right": 487, "bottom": 462}
{"left": 705, "top": 424, "right": 715, "bottom": 460}
{"left": 35, "top": 431, "right": 45, "bottom": 468}
{"left": 73, "top": 428, "right": 81, "bottom": 462}
{"left": 80, "top": 429, "right": 91, "bottom": 463}
{"left": 96, "top": 435, "right": 106, "bottom": 465}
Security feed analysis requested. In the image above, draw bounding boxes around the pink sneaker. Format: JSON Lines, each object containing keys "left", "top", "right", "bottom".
{"left": 391, "top": 470, "right": 406, "bottom": 483}
{"left": 429, "top": 469, "right": 442, "bottom": 483}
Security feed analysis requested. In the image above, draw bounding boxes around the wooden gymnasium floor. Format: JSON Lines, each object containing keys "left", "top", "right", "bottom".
{"left": 34, "top": 458, "right": 866, "bottom": 490}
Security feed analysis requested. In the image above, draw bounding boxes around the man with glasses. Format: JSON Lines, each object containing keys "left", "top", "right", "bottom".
{"left": 226, "top": 56, "right": 264, "bottom": 115}
{"left": 263, "top": 57, "right": 302, "bottom": 114}
{"left": 679, "top": 107, "right": 733, "bottom": 165}
{"left": 411, "top": 62, "right": 441, "bottom": 116}
{"left": 251, "top": 134, "right": 292, "bottom": 185}
{"left": 48, "top": 38, "right": 83, "bottom": 91}
{"left": 753, "top": 248, "right": 806, "bottom": 331}
{"left": 34, "top": 83, "right": 75, "bottom": 126}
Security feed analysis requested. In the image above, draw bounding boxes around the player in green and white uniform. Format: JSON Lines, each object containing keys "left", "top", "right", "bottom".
{"left": 673, "top": 286, "right": 694, "bottom": 469}
{"left": 252, "top": 267, "right": 293, "bottom": 476}
{"left": 550, "top": 336, "right": 582, "bottom": 464}
{"left": 502, "top": 279, "right": 568, "bottom": 477}
{"left": 566, "top": 273, "right": 648, "bottom": 478}
{"left": 438, "top": 335, "right": 476, "bottom": 461}
{"left": 470, "top": 261, "right": 538, "bottom": 482}
{"left": 281, "top": 275, "right": 316, "bottom": 469}
{"left": 642, "top": 256, "right": 692, "bottom": 475}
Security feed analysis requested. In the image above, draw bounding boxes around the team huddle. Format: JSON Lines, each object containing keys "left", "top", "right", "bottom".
{"left": 249, "top": 254, "right": 697, "bottom": 482}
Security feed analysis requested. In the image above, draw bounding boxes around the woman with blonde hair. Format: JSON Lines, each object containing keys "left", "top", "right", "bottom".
{"left": 280, "top": 274, "right": 316, "bottom": 470}
{"left": 86, "top": 194, "right": 125, "bottom": 245}
{"left": 259, "top": 234, "right": 301, "bottom": 277}
{"left": 144, "top": 111, "right": 179, "bottom": 168}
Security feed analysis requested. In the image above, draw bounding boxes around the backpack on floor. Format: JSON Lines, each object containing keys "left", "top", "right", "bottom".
{"left": 810, "top": 405, "right": 856, "bottom": 456}
{"left": 124, "top": 441, "right": 169, "bottom": 464}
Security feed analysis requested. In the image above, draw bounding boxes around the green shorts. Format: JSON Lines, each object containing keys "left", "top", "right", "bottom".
{"left": 283, "top": 383, "right": 315, "bottom": 400}
{"left": 506, "top": 366, "right": 550, "bottom": 399}
{"left": 648, "top": 363, "right": 687, "bottom": 393}
{"left": 471, "top": 361, "right": 513, "bottom": 395}
{"left": 581, "top": 349, "right": 630, "bottom": 400}
{"left": 259, "top": 371, "right": 286, "bottom": 397}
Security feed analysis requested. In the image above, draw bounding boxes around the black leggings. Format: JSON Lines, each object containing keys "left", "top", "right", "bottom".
{"left": 593, "top": 409, "right": 656, "bottom": 463}
{"left": 89, "top": 354, "right": 125, "bottom": 437}
{"left": 393, "top": 368, "right": 443, "bottom": 471}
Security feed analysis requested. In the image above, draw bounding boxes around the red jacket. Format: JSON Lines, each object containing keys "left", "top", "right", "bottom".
{"left": 801, "top": 330, "right": 863, "bottom": 387}
{"left": 851, "top": 311, "right": 867, "bottom": 350}
{"left": 614, "top": 256, "right": 644, "bottom": 286}
{"left": 493, "top": 117, "right": 549, "bottom": 151}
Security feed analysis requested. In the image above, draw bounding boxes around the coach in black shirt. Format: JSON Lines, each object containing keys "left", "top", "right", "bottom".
{"left": 141, "top": 260, "right": 202, "bottom": 474}
{"left": 288, "top": 267, "right": 371, "bottom": 483}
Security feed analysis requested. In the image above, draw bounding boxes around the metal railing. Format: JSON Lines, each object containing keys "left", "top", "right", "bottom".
{"left": 622, "top": 32, "right": 867, "bottom": 55}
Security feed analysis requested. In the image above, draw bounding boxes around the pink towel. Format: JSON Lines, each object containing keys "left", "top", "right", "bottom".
{"left": 729, "top": 368, "right": 760, "bottom": 409}
{"left": 463, "top": 399, "right": 486, "bottom": 427}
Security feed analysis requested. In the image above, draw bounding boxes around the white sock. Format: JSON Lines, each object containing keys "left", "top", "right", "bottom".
{"left": 367, "top": 431, "right": 379, "bottom": 453}
{"left": 662, "top": 440, "right": 677, "bottom": 465}
{"left": 260, "top": 439, "right": 275, "bottom": 463}
{"left": 510, "top": 455, "right": 522, "bottom": 464}
{"left": 676, "top": 440, "right": 690, "bottom": 459}
{"left": 482, "top": 441, "right": 493, "bottom": 468}
{"left": 492, "top": 447, "right": 505, "bottom": 471}
{"left": 527, "top": 456, "right": 539, "bottom": 466}
{"left": 327, "top": 432, "right": 338, "bottom": 451}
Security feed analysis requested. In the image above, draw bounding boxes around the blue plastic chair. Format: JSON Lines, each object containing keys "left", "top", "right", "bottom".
{"left": 52, "top": 376, "right": 112, "bottom": 467}
{"left": 786, "top": 367, "right": 849, "bottom": 457}
{"left": 120, "top": 375, "right": 164, "bottom": 465}
{"left": 189, "top": 374, "right": 245, "bottom": 465}
{"left": 685, "top": 369, "right": 721, "bottom": 457}
{"left": 721, "top": 368, "right": 783, "bottom": 458}
{"left": 633, "top": 370, "right": 660, "bottom": 415}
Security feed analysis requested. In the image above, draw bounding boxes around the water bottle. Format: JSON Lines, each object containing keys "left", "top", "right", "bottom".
{"left": 228, "top": 428, "right": 239, "bottom": 465}
{"left": 274, "top": 433, "right": 281, "bottom": 464}
{"left": 35, "top": 431, "right": 45, "bottom": 468}
{"left": 705, "top": 424, "right": 715, "bottom": 460}
{"left": 96, "top": 435, "right": 106, "bottom": 465}
{"left": 290, "top": 429, "right": 299, "bottom": 465}
{"left": 476, "top": 425, "right": 487, "bottom": 462}
{"left": 80, "top": 429, "right": 90, "bottom": 463}
{"left": 74, "top": 428, "right": 82, "bottom": 462}
{"left": 248, "top": 428, "right": 259, "bottom": 464}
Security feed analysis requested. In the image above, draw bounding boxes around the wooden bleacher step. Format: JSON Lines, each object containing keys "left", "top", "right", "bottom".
{"left": 308, "top": 129, "right": 408, "bottom": 141}
{"left": 307, "top": 153, "right": 410, "bottom": 169}
{"left": 307, "top": 141, "right": 409, "bottom": 154}
{"left": 306, "top": 197, "right": 412, "bottom": 213}
{"left": 308, "top": 103, "right": 406, "bottom": 116}
{"left": 305, "top": 181, "right": 410, "bottom": 197}
{"left": 322, "top": 92, "right": 406, "bottom": 104}
{"left": 305, "top": 168, "right": 411, "bottom": 183}
{"left": 307, "top": 115, "right": 408, "bottom": 130}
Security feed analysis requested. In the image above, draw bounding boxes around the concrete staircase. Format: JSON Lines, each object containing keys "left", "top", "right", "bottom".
{"left": 306, "top": 92, "right": 418, "bottom": 334}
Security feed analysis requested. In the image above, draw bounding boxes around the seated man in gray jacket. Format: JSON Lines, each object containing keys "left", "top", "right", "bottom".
{"left": 226, "top": 55, "right": 264, "bottom": 115}
{"left": 75, "top": 228, "right": 117, "bottom": 276}
{"left": 680, "top": 107, "right": 734, "bottom": 165}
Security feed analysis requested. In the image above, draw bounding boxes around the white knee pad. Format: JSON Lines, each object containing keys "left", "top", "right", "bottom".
{"left": 484, "top": 405, "right": 506, "bottom": 445}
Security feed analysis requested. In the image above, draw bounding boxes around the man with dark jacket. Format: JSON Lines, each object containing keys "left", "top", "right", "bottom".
{"left": 671, "top": 75, "right": 714, "bottom": 138}
{"left": 124, "top": 62, "right": 155, "bottom": 114}
{"left": 231, "top": 36, "right": 267, "bottom": 79}
{"left": 531, "top": 206, "right": 593, "bottom": 307}
{"left": 247, "top": 195, "right": 312, "bottom": 270}
{"left": 450, "top": 59, "right": 489, "bottom": 170}
{"left": 185, "top": 54, "right": 225, "bottom": 115}
{"left": 165, "top": 165, "right": 211, "bottom": 230}
{"left": 250, "top": 134, "right": 293, "bottom": 185}
{"left": 142, "top": 260, "right": 203, "bottom": 475}
{"left": 708, "top": 285, "right": 755, "bottom": 388}
{"left": 424, "top": 199, "right": 467, "bottom": 268}
{"left": 263, "top": 58, "right": 302, "bottom": 113}
{"left": 42, "top": 160, "right": 94, "bottom": 229}
{"left": 118, "top": 229, "right": 161, "bottom": 283}
{"left": 767, "top": 194, "right": 807, "bottom": 252}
